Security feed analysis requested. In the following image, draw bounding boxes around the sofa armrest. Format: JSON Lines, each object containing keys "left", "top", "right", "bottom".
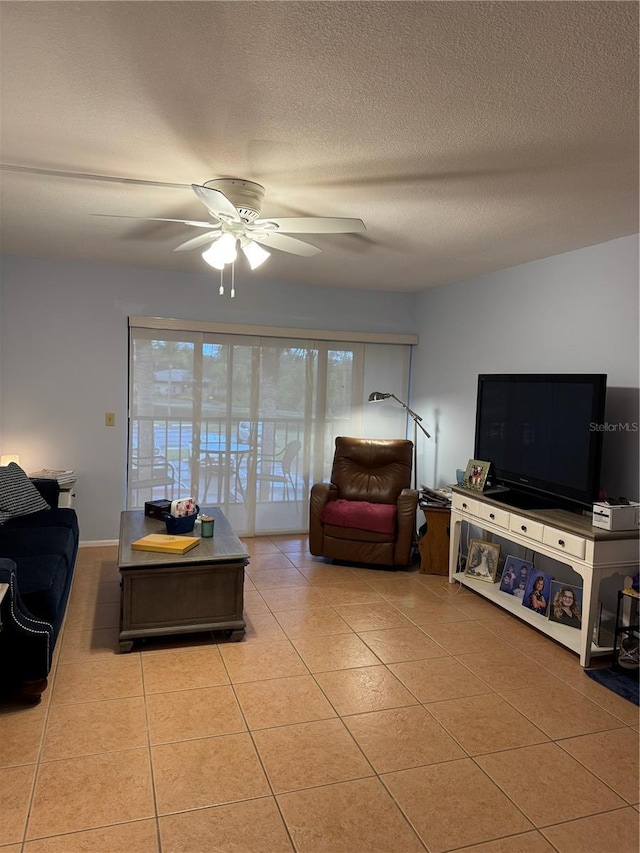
{"left": 0, "top": 559, "right": 55, "bottom": 692}
{"left": 30, "top": 478, "right": 60, "bottom": 509}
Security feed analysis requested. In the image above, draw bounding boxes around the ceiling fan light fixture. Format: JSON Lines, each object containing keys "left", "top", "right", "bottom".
{"left": 242, "top": 240, "right": 270, "bottom": 270}
{"left": 201, "top": 243, "right": 225, "bottom": 270}
{"left": 202, "top": 233, "right": 237, "bottom": 269}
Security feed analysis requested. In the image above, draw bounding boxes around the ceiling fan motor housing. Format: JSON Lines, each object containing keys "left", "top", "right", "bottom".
{"left": 203, "top": 178, "right": 265, "bottom": 221}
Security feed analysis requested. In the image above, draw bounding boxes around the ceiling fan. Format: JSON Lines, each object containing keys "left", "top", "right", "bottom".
{"left": 0, "top": 164, "right": 366, "bottom": 273}
{"left": 120, "top": 178, "right": 367, "bottom": 272}
{"left": 73, "top": 173, "right": 366, "bottom": 272}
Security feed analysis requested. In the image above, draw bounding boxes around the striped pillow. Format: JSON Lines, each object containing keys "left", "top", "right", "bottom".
{"left": 0, "top": 462, "right": 50, "bottom": 523}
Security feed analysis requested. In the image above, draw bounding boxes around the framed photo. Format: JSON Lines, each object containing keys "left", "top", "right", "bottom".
{"left": 465, "top": 539, "right": 501, "bottom": 583}
{"left": 463, "top": 458, "right": 491, "bottom": 491}
{"left": 499, "top": 555, "right": 535, "bottom": 597}
{"left": 548, "top": 581, "right": 583, "bottom": 629}
{"left": 521, "top": 569, "right": 553, "bottom": 617}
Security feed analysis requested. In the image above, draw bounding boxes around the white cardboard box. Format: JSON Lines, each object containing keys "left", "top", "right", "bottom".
{"left": 592, "top": 501, "right": 640, "bottom": 531}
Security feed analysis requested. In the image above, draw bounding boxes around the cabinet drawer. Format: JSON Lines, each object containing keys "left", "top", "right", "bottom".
{"left": 541, "top": 526, "right": 586, "bottom": 559}
{"left": 477, "top": 503, "right": 510, "bottom": 529}
{"left": 509, "top": 514, "right": 544, "bottom": 543}
{"left": 452, "top": 493, "right": 479, "bottom": 516}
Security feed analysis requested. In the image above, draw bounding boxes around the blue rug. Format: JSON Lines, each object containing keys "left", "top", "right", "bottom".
{"left": 585, "top": 667, "right": 639, "bottom": 706}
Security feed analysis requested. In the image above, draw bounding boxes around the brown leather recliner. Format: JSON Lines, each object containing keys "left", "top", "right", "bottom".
{"left": 309, "top": 436, "right": 419, "bottom": 567}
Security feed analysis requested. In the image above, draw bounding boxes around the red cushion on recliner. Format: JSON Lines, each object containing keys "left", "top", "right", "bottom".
{"left": 320, "top": 499, "right": 396, "bottom": 534}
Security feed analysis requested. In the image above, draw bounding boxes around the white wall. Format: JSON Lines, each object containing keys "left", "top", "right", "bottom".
{"left": 0, "top": 255, "right": 416, "bottom": 539}
{"left": 411, "top": 235, "right": 640, "bottom": 501}
{"left": 2, "top": 235, "right": 638, "bottom": 541}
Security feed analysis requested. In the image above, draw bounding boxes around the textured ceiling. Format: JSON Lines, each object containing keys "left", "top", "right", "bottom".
{"left": 1, "top": 1, "right": 638, "bottom": 291}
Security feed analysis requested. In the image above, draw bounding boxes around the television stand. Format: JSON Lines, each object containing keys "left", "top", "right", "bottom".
{"left": 448, "top": 487, "right": 639, "bottom": 667}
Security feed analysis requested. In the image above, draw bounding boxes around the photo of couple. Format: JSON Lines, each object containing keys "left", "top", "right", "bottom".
{"left": 464, "top": 539, "right": 501, "bottom": 583}
{"left": 462, "top": 458, "right": 490, "bottom": 491}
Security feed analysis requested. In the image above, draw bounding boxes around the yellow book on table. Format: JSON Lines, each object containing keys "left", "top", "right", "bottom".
{"left": 131, "top": 534, "right": 200, "bottom": 555}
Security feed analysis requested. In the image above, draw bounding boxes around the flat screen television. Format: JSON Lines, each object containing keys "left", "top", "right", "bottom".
{"left": 474, "top": 374, "right": 607, "bottom": 512}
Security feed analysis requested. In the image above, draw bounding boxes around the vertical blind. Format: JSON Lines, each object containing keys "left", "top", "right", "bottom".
{"left": 128, "top": 319, "right": 414, "bottom": 536}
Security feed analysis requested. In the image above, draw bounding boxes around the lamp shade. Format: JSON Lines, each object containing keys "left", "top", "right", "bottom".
{"left": 368, "top": 391, "right": 391, "bottom": 402}
{"left": 1, "top": 454, "right": 21, "bottom": 466}
{"left": 242, "top": 240, "right": 270, "bottom": 270}
{"left": 202, "top": 233, "right": 238, "bottom": 269}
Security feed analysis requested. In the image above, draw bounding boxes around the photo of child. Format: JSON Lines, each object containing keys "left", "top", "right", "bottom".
{"left": 499, "top": 556, "right": 534, "bottom": 596}
{"left": 548, "top": 582, "right": 583, "bottom": 629}
{"left": 521, "top": 570, "right": 553, "bottom": 617}
{"left": 513, "top": 577, "right": 528, "bottom": 600}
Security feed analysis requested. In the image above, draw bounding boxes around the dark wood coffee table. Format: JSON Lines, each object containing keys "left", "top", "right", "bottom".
{"left": 117, "top": 506, "right": 249, "bottom": 652}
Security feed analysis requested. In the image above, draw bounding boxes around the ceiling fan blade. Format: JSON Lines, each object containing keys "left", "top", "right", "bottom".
{"left": 174, "top": 231, "right": 224, "bottom": 252}
{"left": 192, "top": 184, "right": 242, "bottom": 224}
{"left": 251, "top": 232, "right": 321, "bottom": 257}
{"left": 249, "top": 216, "right": 366, "bottom": 234}
{"left": 0, "top": 163, "right": 191, "bottom": 189}
{"left": 92, "top": 214, "right": 220, "bottom": 229}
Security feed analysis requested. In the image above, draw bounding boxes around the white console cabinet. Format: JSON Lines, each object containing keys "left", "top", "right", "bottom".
{"left": 449, "top": 487, "right": 639, "bottom": 666}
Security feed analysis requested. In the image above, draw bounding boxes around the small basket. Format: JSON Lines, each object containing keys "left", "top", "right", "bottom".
{"left": 162, "top": 506, "right": 200, "bottom": 535}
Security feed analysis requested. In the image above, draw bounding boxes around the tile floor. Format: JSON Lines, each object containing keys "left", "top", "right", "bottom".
{"left": 1, "top": 537, "right": 639, "bottom": 853}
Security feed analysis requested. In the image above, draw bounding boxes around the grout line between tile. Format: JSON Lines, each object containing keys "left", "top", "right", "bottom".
{"left": 7, "top": 541, "right": 639, "bottom": 853}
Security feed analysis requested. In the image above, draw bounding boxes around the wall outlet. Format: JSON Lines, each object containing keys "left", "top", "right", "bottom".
{"left": 105, "top": 412, "right": 115, "bottom": 427}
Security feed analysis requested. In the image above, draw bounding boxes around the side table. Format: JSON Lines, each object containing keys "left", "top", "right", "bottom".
{"left": 418, "top": 505, "right": 451, "bottom": 575}
{"left": 58, "top": 480, "right": 77, "bottom": 508}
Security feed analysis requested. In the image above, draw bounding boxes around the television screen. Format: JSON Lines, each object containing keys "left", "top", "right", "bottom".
{"left": 474, "top": 374, "right": 607, "bottom": 511}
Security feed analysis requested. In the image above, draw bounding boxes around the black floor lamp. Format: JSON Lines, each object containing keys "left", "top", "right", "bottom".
{"left": 368, "top": 391, "right": 431, "bottom": 490}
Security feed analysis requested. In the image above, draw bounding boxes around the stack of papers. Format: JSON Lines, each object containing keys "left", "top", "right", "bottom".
{"left": 419, "top": 487, "right": 452, "bottom": 508}
{"left": 30, "top": 469, "right": 76, "bottom": 485}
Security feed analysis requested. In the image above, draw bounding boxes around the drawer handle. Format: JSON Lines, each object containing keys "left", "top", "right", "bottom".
{"left": 520, "top": 525, "right": 527, "bottom": 532}
{"left": 558, "top": 539, "right": 565, "bottom": 547}
{"left": 489, "top": 513, "right": 495, "bottom": 520}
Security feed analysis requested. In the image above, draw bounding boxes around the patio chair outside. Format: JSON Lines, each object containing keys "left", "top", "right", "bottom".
{"left": 130, "top": 451, "right": 177, "bottom": 503}
{"left": 256, "top": 439, "right": 301, "bottom": 501}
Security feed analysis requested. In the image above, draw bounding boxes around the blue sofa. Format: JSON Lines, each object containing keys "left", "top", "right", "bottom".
{"left": 0, "top": 478, "right": 79, "bottom": 702}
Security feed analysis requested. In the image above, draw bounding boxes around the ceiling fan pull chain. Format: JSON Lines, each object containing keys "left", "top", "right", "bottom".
{"left": 219, "top": 268, "right": 224, "bottom": 296}
{"left": 230, "top": 262, "right": 235, "bottom": 298}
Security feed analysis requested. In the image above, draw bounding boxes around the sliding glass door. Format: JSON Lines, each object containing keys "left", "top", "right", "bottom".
{"left": 128, "top": 325, "right": 377, "bottom": 535}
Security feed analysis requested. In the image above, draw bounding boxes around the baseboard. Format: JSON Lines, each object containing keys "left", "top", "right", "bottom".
{"left": 79, "top": 540, "right": 119, "bottom": 548}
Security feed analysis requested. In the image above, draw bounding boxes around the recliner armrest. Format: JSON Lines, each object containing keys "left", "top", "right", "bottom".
{"left": 394, "top": 488, "right": 419, "bottom": 564}
{"left": 397, "top": 487, "right": 419, "bottom": 514}
{"left": 309, "top": 483, "right": 338, "bottom": 555}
